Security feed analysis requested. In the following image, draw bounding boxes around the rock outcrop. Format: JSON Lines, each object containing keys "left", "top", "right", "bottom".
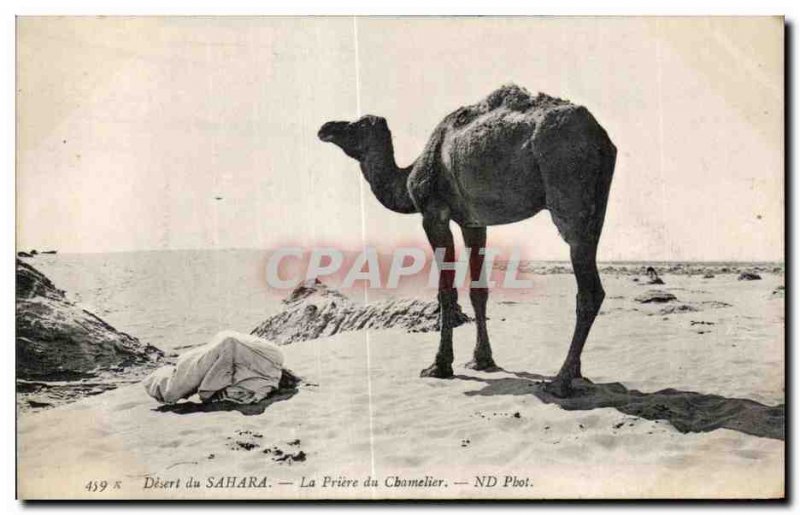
{"left": 251, "top": 279, "right": 472, "bottom": 344}
{"left": 16, "top": 259, "right": 164, "bottom": 380}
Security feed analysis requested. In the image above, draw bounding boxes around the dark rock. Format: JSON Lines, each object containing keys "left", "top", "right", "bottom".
{"left": 700, "top": 300, "right": 733, "bottom": 309}
{"left": 274, "top": 450, "right": 306, "bottom": 463}
{"left": 251, "top": 279, "right": 472, "bottom": 344}
{"left": 658, "top": 304, "right": 699, "bottom": 315}
{"left": 634, "top": 290, "right": 678, "bottom": 304}
{"left": 17, "top": 251, "right": 33, "bottom": 258}
{"left": 27, "top": 399, "right": 53, "bottom": 408}
{"left": 738, "top": 272, "right": 762, "bottom": 281}
{"left": 16, "top": 259, "right": 65, "bottom": 301}
{"left": 16, "top": 259, "right": 164, "bottom": 380}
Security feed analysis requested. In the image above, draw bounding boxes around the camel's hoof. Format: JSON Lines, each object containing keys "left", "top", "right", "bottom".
{"left": 420, "top": 363, "right": 453, "bottom": 378}
{"left": 464, "top": 358, "right": 500, "bottom": 372}
{"left": 543, "top": 377, "right": 575, "bottom": 398}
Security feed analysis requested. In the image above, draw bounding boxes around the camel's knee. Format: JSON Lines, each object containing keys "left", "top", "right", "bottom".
{"left": 469, "top": 287, "right": 488, "bottom": 305}
{"left": 593, "top": 287, "right": 606, "bottom": 314}
{"left": 577, "top": 285, "right": 604, "bottom": 318}
{"left": 438, "top": 288, "right": 459, "bottom": 313}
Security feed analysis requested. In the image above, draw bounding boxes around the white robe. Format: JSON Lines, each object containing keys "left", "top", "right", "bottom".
{"left": 143, "top": 331, "right": 284, "bottom": 404}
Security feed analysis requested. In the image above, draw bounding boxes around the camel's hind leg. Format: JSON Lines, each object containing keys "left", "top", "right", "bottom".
{"left": 533, "top": 107, "right": 616, "bottom": 396}
{"left": 545, "top": 242, "right": 604, "bottom": 397}
{"left": 461, "top": 226, "right": 498, "bottom": 371}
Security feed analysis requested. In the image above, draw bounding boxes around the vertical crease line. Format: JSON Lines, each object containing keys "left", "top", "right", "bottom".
{"left": 655, "top": 21, "right": 669, "bottom": 259}
{"left": 206, "top": 42, "right": 220, "bottom": 251}
{"left": 353, "top": 15, "right": 377, "bottom": 487}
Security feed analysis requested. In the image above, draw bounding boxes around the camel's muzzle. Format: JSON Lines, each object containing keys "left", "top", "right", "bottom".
{"left": 318, "top": 121, "right": 350, "bottom": 142}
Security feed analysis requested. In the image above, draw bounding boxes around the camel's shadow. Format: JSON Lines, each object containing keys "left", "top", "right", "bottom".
{"left": 455, "top": 372, "right": 785, "bottom": 441}
{"left": 153, "top": 387, "right": 298, "bottom": 416}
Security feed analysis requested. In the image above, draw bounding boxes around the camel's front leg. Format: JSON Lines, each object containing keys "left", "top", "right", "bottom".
{"left": 461, "top": 226, "right": 498, "bottom": 371}
{"left": 420, "top": 208, "right": 457, "bottom": 379}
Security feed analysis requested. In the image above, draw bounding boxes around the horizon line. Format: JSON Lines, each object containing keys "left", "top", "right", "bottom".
{"left": 15, "top": 245, "right": 785, "bottom": 264}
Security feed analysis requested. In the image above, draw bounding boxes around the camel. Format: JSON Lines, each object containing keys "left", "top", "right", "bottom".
{"left": 318, "top": 84, "right": 616, "bottom": 397}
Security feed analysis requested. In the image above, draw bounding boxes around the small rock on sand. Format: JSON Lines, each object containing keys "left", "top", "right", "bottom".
{"left": 738, "top": 272, "right": 762, "bottom": 281}
{"left": 658, "top": 304, "right": 699, "bottom": 315}
{"left": 634, "top": 290, "right": 678, "bottom": 304}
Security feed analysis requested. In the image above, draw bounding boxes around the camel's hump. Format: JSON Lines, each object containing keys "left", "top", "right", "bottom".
{"left": 445, "top": 84, "right": 571, "bottom": 129}
{"left": 481, "top": 84, "right": 570, "bottom": 111}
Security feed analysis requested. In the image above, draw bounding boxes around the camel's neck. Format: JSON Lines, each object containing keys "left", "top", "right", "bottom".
{"left": 359, "top": 142, "right": 417, "bottom": 214}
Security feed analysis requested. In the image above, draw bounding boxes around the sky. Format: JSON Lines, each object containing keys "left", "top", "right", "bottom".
{"left": 16, "top": 16, "right": 784, "bottom": 261}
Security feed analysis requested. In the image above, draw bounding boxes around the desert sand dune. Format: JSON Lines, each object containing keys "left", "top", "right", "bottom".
{"left": 17, "top": 273, "right": 784, "bottom": 499}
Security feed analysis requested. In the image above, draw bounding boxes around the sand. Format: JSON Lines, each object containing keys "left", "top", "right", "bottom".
{"left": 17, "top": 273, "right": 784, "bottom": 499}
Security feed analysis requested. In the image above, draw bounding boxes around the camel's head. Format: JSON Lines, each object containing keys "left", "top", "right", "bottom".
{"left": 318, "top": 115, "right": 390, "bottom": 161}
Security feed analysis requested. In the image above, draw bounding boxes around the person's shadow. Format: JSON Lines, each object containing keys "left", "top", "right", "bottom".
{"left": 153, "top": 386, "right": 299, "bottom": 416}
{"left": 454, "top": 371, "right": 785, "bottom": 441}
{"left": 153, "top": 370, "right": 303, "bottom": 416}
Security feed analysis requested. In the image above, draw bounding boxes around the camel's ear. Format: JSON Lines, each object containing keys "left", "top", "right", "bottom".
{"left": 361, "top": 115, "right": 386, "bottom": 128}
{"left": 371, "top": 117, "right": 389, "bottom": 133}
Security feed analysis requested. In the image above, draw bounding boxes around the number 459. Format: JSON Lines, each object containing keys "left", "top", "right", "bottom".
{"left": 85, "top": 480, "right": 108, "bottom": 492}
